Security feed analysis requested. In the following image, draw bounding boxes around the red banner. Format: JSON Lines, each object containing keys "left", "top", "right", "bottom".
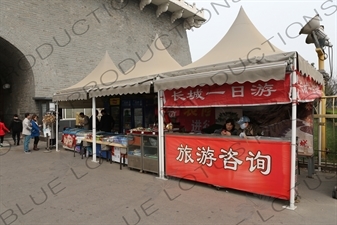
{"left": 296, "top": 73, "right": 322, "bottom": 101}
{"left": 62, "top": 134, "right": 76, "bottom": 149}
{"left": 166, "top": 108, "right": 215, "bottom": 133}
{"left": 165, "top": 134, "right": 291, "bottom": 199}
{"left": 164, "top": 77, "right": 291, "bottom": 107}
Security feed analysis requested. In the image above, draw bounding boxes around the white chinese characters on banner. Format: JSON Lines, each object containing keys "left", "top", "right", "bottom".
{"left": 176, "top": 144, "right": 194, "bottom": 163}
{"left": 172, "top": 82, "right": 278, "bottom": 101}
{"left": 251, "top": 83, "right": 276, "bottom": 97}
{"left": 187, "top": 89, "right": 205, "bottom": 100}
{"left": 176, "top": 144, "right": 272, "bottom": 174}
{"left": 172, "top": 89, "right": 207, "bottom": 101}
{"left": 196, "top": 146, "right": 217, "bottom": 167}
{"left": 172, "top": 90, "right": 186, "bottom": 101}
{"left": 219, "top": 148, "right": 243, "bottom": 170}
{"left": 232, "top": 86, "right": 244, "bottom": 98}
{"left": 246, "top": 151, "right": 271, "bottom": 175}
{"left": 296, "top": 78, "right": 321, "bottom": 100}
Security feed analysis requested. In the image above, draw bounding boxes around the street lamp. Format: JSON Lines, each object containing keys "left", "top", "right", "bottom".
{"left": 299, "top": 14, "right": 333, "bottom": 159}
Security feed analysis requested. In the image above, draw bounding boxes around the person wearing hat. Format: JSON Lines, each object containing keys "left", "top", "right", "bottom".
{"left": 237, "top": 116, "right": 264, "bottom": 137}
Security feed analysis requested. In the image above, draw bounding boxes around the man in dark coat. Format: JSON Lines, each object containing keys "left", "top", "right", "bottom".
{"left": 89, "top": 110, "right": 100, "bottom": 130}
{"left": 99, "top": 110, "right": 114, "bottom": 132}
{"left": 9, "top": 114, "right": 23, "bottom": 145}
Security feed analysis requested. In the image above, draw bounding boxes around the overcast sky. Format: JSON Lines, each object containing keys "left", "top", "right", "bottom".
{"left": 187, "top": 0, "right": 337, "bottom": 77}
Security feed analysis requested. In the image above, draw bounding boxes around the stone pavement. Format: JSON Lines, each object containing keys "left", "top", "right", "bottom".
{"left": 0, "top": 139, "right": 336, "bottom": 225}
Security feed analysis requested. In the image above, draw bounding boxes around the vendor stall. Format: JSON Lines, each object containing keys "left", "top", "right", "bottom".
{"left": 153, "top": 8, "right": 324, "bottom": 209}
{"left": 53, "top": 35, "right": 183, "bottom": 164}
{"left": 157, "top": 75, "right": 320, "bottom": 200}
{"left": 52, "top": 6, "right": 324, "bottom": 210}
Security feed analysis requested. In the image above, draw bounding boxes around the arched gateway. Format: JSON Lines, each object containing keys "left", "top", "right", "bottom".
{"left": 0, "top": 0, "right": 205, "bottom": 124}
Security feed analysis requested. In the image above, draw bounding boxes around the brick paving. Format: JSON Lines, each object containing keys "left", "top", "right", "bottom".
{"left": 0, "top": 138, "right": 336, "bottom": 225}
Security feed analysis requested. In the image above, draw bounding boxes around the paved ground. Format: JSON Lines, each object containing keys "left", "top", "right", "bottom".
{"left": 0, "top": 138, "right": 336, "bottom": 225}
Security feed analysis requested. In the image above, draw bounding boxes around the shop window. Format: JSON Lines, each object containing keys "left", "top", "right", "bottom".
{"left": 63, "top": 108, "right": 92, "bottom": 119}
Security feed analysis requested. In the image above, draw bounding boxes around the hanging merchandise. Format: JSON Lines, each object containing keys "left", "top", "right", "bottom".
{"left": 42, "top": 111, "right": 57, "bottom": 152}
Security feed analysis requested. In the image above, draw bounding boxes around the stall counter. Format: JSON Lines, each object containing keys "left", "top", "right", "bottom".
{"left": 165, "top": 132, "right": 291, "bottom": 200}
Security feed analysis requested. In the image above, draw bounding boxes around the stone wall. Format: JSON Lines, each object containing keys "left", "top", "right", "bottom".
{"left": 0, "top": 0, "right": 192, "bottom": 124}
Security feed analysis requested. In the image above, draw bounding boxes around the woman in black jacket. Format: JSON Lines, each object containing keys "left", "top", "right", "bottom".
{"left": 9, "top": 114, "right": 23, "bottom": 145}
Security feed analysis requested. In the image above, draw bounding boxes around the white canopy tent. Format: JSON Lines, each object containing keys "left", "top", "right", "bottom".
{"left": 153, "top": 7, "right": 324, "bottom": 210}
{"left": 53, "top": 35, "right": 183, "bottom": 169}
{"left": 53, "top": 51, "right": 124, "bottom": 161}
{"left": 155, "top": 7, "right": 323, "bottom": 88}
{"left": 89, "top": 34, "right": 183, "bottom": 98}
{"left": 53, "top": 51, "right": 123, "bottom": 102}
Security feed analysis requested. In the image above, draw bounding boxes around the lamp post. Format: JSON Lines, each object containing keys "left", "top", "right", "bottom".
{"left": 299, "top": 14, "right": 332, "bottom": 159}
{"left": 316, "top": 48, "right": 327, "bottom": 159}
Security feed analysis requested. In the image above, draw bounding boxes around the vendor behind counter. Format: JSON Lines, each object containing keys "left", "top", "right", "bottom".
{"left": 237, "top": 116, "right": 264, "bottom": 137}
{"left": 202, "top": 116, "right": 265, "bottom": 138}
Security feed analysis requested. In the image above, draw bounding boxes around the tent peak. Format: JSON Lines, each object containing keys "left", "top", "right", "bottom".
{"left": 184, "top": 6, "right": 284, "bottom": 68}
{"left": 120, "top": 34, "right": 182, "bottom": 81}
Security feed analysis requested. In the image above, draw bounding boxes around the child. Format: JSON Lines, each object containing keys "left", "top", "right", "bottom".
{"left": 0, "top": 118, "right": 10, "bottom": 147}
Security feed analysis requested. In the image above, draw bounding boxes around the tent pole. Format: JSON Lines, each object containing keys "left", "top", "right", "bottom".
{"left": 157, "top": 90, "right": 166, "bottom": 180}
{"left": 285, "top": 59, "right": 297, "bottom": 210}
{"left": 55, "top": 102, "right": 60, "bottom": 152}
{"left": 92, "top": 97, "right": 98, "bottom": 163}
{"left": 318, "top": 100, "right": 322, "bottom": 171}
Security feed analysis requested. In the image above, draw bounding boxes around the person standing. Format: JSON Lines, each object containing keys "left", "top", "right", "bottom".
{"left": 22, "top": 113, "right": 32, "bottom": 153}
{"left": 31, "top": 114, "right": 41, "bottom": 150}
{"left": 9, "top": 114, "right": 23, "bottom": 145}
{"left": 99, "top": 110, "right": 114, "bottom": 132}
{"left": 89, "top": 110, "right": 100, "bottom": 130}
{"left": 0, "top": 118, "right": 10, "bottom": 147}
{"left": 79, "top": 112, "right": 89, "bottom": 130}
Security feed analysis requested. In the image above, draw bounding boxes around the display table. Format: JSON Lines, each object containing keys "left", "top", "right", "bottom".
{"left": 165, "top": 133, "right": 292, "bottom": 200}
{"left": 82, "top": 138, "right": 127, "bottom": 169}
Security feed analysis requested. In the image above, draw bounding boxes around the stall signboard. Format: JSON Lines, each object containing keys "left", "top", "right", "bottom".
{"left": 180, "top": 108, "right": 215, "bottom": 133}
{"left": 166, "top": 108, "right": 215, "bottom": 133}
{"left": 163, "top": 77, "right": 291, "bottom": 107}
{"left": 110, "top": 98, "right": 120, "bottom": 105}
{"left": 112, "top": 147, "right": 128, "bottom": 164}
{"left": 165, "top": 134, "right": 291, "bottom": 200}
{"left": 296, "top": 73, "right": 322, "bottom": 102}
{"left": 62, "top": 134, "right": 76, "bottom": 149}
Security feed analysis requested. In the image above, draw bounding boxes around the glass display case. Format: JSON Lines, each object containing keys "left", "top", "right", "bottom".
{"left": 127, "top": 134, "right": 142, "bottom": 171}
{"left": 127, "top": 131, "right": 158, "bottom": 174}
{"left": 142, "top": 135, "right": 158, "bottom": 173}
